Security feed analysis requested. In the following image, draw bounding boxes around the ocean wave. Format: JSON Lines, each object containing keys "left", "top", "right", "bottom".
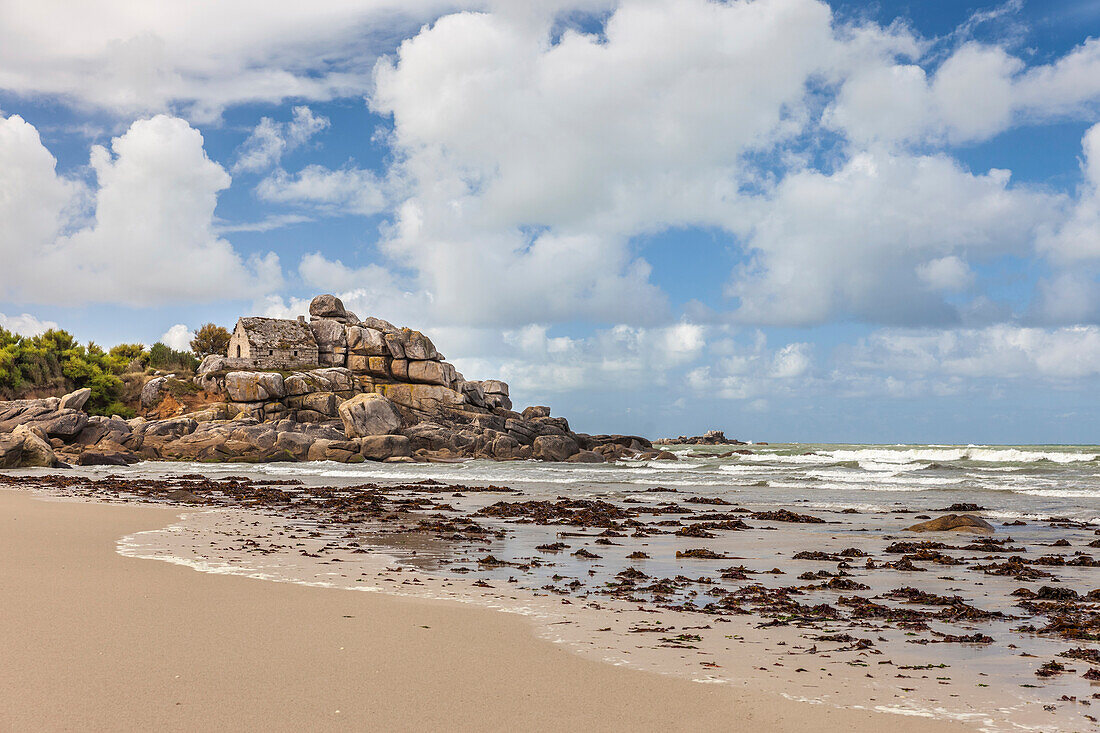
{"left": 837, "top": 447, "right": 1098, "bottom": 464}
{"left": 803, "top": 469, "right": 966, "bottom": 487}
{"left": 1018, "top": 488, "right": 1100, "bottom": 499}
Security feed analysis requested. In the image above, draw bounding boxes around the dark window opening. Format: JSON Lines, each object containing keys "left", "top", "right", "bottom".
{"left": 236, "top": 345, "right": 241, "bottom": 358}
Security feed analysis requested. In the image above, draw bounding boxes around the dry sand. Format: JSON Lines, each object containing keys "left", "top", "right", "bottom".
{"left": 0, "top": 488, "right": 970, "bottom": 732}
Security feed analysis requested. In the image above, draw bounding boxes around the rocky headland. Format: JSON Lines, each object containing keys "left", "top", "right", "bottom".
{"left": 0, "top": 294, "right": 659, "bottom": 468}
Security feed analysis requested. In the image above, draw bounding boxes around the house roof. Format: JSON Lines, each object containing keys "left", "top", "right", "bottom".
{"left": 236, "top": 317, "right": 317, "bottom": 349}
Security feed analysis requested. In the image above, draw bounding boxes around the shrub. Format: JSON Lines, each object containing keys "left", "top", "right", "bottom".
{"left": 147, "top": 342, "right": 199, "bottom": 373}
{"left": 0, "top": 327, "right": 125, "bottom": 414}
{"left": 190, "top": 323, "right": 231, "bottom": 357}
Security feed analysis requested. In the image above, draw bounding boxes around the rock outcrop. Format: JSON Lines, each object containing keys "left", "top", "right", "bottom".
{"left": 905, "top": 514, "right": 995, "bottom": 534}
{"left": 654, "top": 430, "right": 744, "bottom": 446}
{"left": 0, "top": 295, "right": 661, "bottom": 467}
{"left": 338, "top": 393, "right": 401, "bottom": 438}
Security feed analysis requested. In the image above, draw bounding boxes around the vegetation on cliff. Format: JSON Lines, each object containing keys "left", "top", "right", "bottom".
{"left": 0, "top": 327, "right": 199, "bottom": 416}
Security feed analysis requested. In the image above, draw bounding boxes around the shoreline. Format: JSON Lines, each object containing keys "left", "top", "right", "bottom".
{"left": 0, "top": 486, "right": 976, "bottom": 732}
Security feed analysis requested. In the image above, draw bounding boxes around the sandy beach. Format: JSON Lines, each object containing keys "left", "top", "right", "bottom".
{"left": 0, "top": 486, "right": 979, "bottom": 733}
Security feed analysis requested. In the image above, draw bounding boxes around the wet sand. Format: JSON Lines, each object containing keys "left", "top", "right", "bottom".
{"left": 0, "top": 487, "right": 974, "bottom": 732}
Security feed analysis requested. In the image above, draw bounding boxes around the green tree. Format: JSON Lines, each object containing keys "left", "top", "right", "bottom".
{"left": 148, "top": 342, "right": 199, "bottom": 372}
{"left": 108, "top": 343, "right": 148, "bottom": 371}
{"left": 190, "top": 323, "right": 231, "bottom": 357}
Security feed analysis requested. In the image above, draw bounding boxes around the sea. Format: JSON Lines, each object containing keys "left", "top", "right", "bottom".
{"left": 120, "top": 442, "right": 1100, "bottom": 522}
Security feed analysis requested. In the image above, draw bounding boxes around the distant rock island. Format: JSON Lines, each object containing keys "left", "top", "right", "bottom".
{"left": 654, "top": 430, "right": 746, "bottom": 446}
{"left": 0, "top": 294, "right": 660, "bottom": 468}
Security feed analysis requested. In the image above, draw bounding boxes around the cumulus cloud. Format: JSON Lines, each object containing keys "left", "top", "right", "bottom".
{"left": 0, "top": 113, "right": 283, "bottom": 306}
{"left": 233, "top": 106, "right": 329, "bottom": 173}
{"left": 0, "top": 114, "right": 85, "bottom": 255}
{"left": 1014, "top": 38, "right": 1100, "bottom": 122}
{"left": 728, "top": 151, "right": 1061, "bottom": 326}
{"left": 366, "top": 0, "right": 1087, "bottom": 332}
{"left": 1029, "top": 123, "right": 1100, "bottom": 323}
{"left": 369, "top": 0, "right": 856, "bottom": 326}
{"left": 1039, "top": 122, "right": 1100, "bottom": 263}
{"left": 682, "top": 332, "right": 815, "bottom": 400}
{"left": 0, "top": 312, "right": 60, "bottom": 336}
{"left": 916, "top": 255, "right": 975, "bottom": 292}
{"left": 827, "top": 35, "right": 1100, "bottom": 147}
{"left": 826, "top": 43, "right": 1021, "bottom": 145}
{"left": 489, "top": 320, "right": 707, "bottom": 393}
{"left": 847, "top": 325, "right": 1100, "bottom": 381}
{"left": 160, "top": 324, "right": 194, "bottom": 351}
{"left": 257, "top": 165, "right": 387, "bottom": 216}
{"left": 0, "top": 0, "right": 462, "bottom": 120}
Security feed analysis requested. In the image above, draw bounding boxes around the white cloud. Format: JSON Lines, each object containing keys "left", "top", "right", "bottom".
{"left": 369, "top": 0, "right": 858, "bottom": 326}
{"left": 848, "top": 325, "right": 1100, "bottom": 381}
{"left": 257, "top": 165, "right": 387, "bottom": 216}
{"left": 0, "top": 113, "right": 283, "bottom": 306}
{"left": 826, "top": 32, "right": 1100, "bottom": 148}
{"left": 367, "top": 0, "right": 1087, "bottom": 332}
{"left": 1030, "top": 123, "right": 1100, "bottom": 323}
{"left": 215, "top": 213, "right": 313, "bottom": 233}
{"left": 1038, "top": 122, "right": 1100, "bottom": 263}
{"left": 160, "top": 324, "right": 194, "bottom": 351}
{"left": 491, "top": 320, "right": 708, "bottom": 393}
{"left": 0, "top": 1, "right": 462, "bottom": 121}
{"left": 1014, "top": 38, "right": 1100, "bottom": 122}
{"left": 917, "top": 255, "right": 974, "bottom": 292}
{"left": 681, "top": 331, "right": 815, "bottom": 400}
{"left": 232, "top": 106, "right": 329, "bottom": 173}
{"left": 826, "top": 43, "right": 1021, "bottom": 146}
{"left": 772, "top": 342, "right": 812, "bottom": 378}
{"left": 728, "top": 150, "right": 1061, "bottom": 326}
{"left": 0, "top": 312, "right": 60, "bottom": 337}
{"left": 0, "top": 114, "right": 85, "bottom": 254}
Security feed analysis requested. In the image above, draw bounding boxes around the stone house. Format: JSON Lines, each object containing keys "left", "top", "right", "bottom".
{"left": 227, "top": 317, "right": 319, "bottom": 370}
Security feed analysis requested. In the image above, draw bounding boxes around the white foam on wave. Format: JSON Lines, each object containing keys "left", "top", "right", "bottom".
{"left": 764, "top": 480, "right": 929, "bottom": 493}
{"left": 1019, "top": 488, "right": 1100, "bottom": 499}
{"left": 804, "top": 469, "right": 966, "bottom": 487}
{"left": 740, "top": 447, "right": 1098, "bottom": 465}
{"left": 857, "top": 460, "right": 932, "bottom": 473}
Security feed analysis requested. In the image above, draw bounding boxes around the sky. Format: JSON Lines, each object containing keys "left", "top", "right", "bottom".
{"left": 2, "top": 0, "right": 1100, "bottom": 444}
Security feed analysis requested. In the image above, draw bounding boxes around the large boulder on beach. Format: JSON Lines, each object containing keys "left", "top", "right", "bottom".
{"left": 309, "top": 294, "right": 346, "bottom": 319}
{"left": 338, "top": 393, "right": 401, "bottom": 438}
{"left": 309, "top": 318, "right": 346, "bottom": 349}
{"left": 401, "top": 330, "right": 438, "bottom": 360}
{"left": 140, "top": 376, "right": 169, "bottom": 409}
{"left": 33, "top": 409, "right": 89, "bottom": 439}
{"left": 532, "top": 434, "right": 580, "bottom": 462}
{"left": 225, "top": 372, "right": 286, "bottom": 402}
{"left": 358, "top": 434, "right": 412, "bottom": 461}
{"left": 0, "top": 433, "right": 24, "bottom": 468}
{"left": 197, "top": 355, "right": 228, "bottom": 375}
{"left": 11, "top": 425, "right": 57, "bottom": 467}
{"left": 345, "top": 326, "right": 387, "bottom": 355}
{"left": 377, "top": 384, "right": 465, "bottom": 414}
{"left": 407, "top": 360, "right": 454, "bottom": 387}
{"left": 313, "top": 367, "right": 355, "bottom": 393}
{"left": 58, "top": 388, "right": 91, "bottom": 412}
{"left": 905, "top": 514, "right": 994, "bottom": 534}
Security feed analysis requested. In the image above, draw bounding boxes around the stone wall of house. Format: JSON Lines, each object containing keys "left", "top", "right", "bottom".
{"left": 227, "top": 347, "right": 318, "bottom": 371}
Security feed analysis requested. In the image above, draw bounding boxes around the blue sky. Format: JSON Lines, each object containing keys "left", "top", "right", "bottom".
{"left": 2, "top": 0, "right": 1100, "bottom": 443}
